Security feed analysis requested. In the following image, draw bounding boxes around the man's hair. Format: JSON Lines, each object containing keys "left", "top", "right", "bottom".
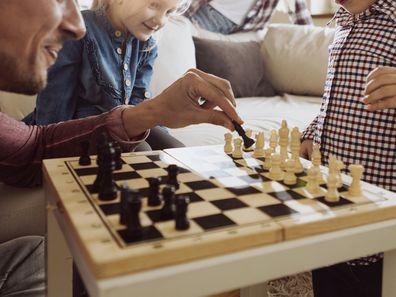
{"left": 91, "top": 0, "right": 192, "bottom": 15}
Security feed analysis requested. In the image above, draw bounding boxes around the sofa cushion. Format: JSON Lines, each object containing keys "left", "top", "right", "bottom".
{"left": 0, "top": 91, "right": 36, "bottom": 121}
{"left": 261, "top": 24, "right": 335, "bottom": 96}
{"left": 194, "top": 37, "right": 276, "bottom": 98}
{"left": 150, "top": 16, "right": 196, "bottom": 96}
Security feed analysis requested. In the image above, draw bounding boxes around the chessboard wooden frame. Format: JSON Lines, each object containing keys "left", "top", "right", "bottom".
{"left": 43, "top": 146, "right": 396, "bottom": 280}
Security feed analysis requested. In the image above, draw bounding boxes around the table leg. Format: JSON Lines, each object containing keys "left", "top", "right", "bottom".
{"left": 383, "top": 249, "right": 396, "bottom": 297}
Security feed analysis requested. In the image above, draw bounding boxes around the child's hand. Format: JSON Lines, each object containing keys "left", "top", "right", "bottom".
{"left": 362, "top": 66, "right": 396, "bottom": 111}
{"left": 300, "top": 139, "right": 313, "bottom": 160}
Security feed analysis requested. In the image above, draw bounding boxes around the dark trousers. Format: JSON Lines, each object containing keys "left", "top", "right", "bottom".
{"left": 312, "top": 259, "right": 383, "bottom": 297}
{"left": 135, "top": 126, "right": 184, "bottom": 151}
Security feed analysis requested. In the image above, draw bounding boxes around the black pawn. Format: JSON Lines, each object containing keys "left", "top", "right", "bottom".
{"left": 125, "top": 188, "right": 143, "bottom": 239}
{"left": 79, "top": 140, "right": 91, "bottom": 166}
{"left": 166, "top": 164, "right": 179, "bottom": 190}
{"left": 98, "top": 144, "right": 117, "bottom": 201}
{"left": 175, "top": 195, "right": 190, "bottom": 230}
{"left": 232, "top": 120, "right": 255, "bottom": 149}
{"left": 147, "top": 177, "right": 161, "bottom": 206}
{"left": 161, "top": 185, "right": 175, "bottom": 220}
{"left": 119, "top": 184, "right": 129, "bottom": 225}
{"left": 112, "top": 141, "right": 123, "bottom": 170}
{"left": 92, "top": 133, "right": 110, "bottom": 193}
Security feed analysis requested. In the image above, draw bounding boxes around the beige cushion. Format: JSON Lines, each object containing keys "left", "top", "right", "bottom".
{"left": 0, "top": 91, "right": 36, "bottom": 120}
{"left": 150, "top": 16, "right": 196, "bottom": 96}
{"left": 261, "top": 24, "right": 335, "bottom": 96}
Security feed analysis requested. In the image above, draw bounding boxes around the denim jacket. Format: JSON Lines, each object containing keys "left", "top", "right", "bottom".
{"left": 24, "top": 9, "right": 157, "bottom": 125}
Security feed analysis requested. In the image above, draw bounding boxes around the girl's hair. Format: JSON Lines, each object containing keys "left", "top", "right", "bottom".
{"left": 91, "top": 0, "right": 192, "bottom": 14}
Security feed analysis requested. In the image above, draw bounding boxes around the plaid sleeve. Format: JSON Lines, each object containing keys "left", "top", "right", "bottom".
{"left": 301, "top": 115, "right": 319, "bottom": 141}
{"left": 288, "top": 0, "right": 313, "bottom": 25}
{"left": 183, "top": 0, "right": 211, "bottom": 17}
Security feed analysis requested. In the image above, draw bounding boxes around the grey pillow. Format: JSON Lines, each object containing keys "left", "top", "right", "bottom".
{"left": 193, "top": 37, "right": 276, "bottom": 98}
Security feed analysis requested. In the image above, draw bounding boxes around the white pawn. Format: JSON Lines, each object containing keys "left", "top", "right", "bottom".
{"left": 278, "top": 120, "right": 289, "bottom": 169}
{"left": 253, "top": 131, "right": 265, "bottom": 158}
{"left": 269, "top": 130, "right": 278, "bottom": 153}
{"left": 348, "top": 164, "right": 364, "bottom": 196}
{"left": 290, "top": 127, "right": 304, "bottom": 173}
{"left": 311, "top": 144, "right": 324, "bottom": 183}
{"left": 325, "top": 173, "right": 340, "bottom": 203}
{"left": 284, "top": 159, "right": 297, "bottom": 185}
{"left": 224, "top": 133, "right": 233, "bottom": 154}
{"left": 232, "top": 138, "right": 243, "bottom": 158}
{"left": 263, "top": 148, "right": 272, "bottom": 170}
{"left": 269, "top": 153, "right": 284, "bottom": 181}
{"left": 306, "top": 166, "right": 320, "bottom": 194}
{"left": 336, "top": 160, "right": 345, "bottom": 188}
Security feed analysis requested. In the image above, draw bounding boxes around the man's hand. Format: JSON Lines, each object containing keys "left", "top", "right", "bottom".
{"left": 362, "top": 66, "right": 396, "bottom": 111}
{"left": 153, "top": 68, "right": 242, "bottom": 130}
{"left": 122, "top": 69, "right": 242, "bottom": 139}
{"left": 300, "top": 139, "right": 313, "bottom": 160}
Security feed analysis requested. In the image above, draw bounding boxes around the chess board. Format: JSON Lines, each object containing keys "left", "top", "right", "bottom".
{"left": 43, "top": 145, "right": 396, "bottom": 278}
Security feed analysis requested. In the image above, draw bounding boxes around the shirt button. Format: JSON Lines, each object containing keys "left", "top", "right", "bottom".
{"left": 125, "top": 79, "right": 131, "bottom": 87}
{"left": 144, "top": 91, "right": 151, "bottom": 98}
{"left": 116, "top": 48, "right": 122, "bottom": 55}
{"left": 115, "top": 30, "right": 122, "bottom": 37}
{"left": 123, "top": 64, "right": 128, "bottom": 71}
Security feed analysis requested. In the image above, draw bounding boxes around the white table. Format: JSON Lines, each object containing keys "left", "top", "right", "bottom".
{"left": 47, "top": 202, "right": 396, "bottom": 297}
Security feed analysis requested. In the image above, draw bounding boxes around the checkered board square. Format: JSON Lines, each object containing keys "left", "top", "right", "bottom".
{"left": 43, "top": 145, "right": 396, "bottom": 278}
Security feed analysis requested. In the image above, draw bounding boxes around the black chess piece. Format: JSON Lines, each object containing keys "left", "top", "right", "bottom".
{"left": 147, "top": 177, "right": 161, "bottom": 206}
{"left": 79, "top": 140, "right": 91, "bottom": 166}
{"left": 98, "top": 143, "right": 117, "bottom": 201}
{"left": 232, "top": 120, "right": 255, "bottom": 149}
{"left": 166, "top": 164, "right": 179, "bottom": 190}
{"left": 125, "top": 188, "right": 143, "bottom": 239}
{"left": 119, "top": 184, "right": 129, "bottom": 225}
{"left": 161, "top": 185, "right": 175, "bottom": 220}
{"left": 92, "top": 132, "right": 110, "bottom": 193}
{"left": 112, "top": 141, "right": 123, "bottom": 170}
{"left": 175, "top": 195, "right": 190, "bottom": 230}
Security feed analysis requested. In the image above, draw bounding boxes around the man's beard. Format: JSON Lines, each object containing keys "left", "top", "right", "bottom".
{"left": 0, "top": 51, "right": 46, "bottom": 95}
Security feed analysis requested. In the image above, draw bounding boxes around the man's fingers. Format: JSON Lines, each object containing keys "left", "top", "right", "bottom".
{"left": 193, "top": 109, "right": 235, "bottom": 131}
{"left": 188, "top": 68, "right": 236, "bottom": 106}
{"left": 187, "top": 71, "right": 243, "bottom": 124}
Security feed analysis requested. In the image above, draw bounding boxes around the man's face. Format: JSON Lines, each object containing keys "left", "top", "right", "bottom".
{"left": 335, "top": 0, "right": 377, "bottom": 14}
{"left": 0, "top": 0, "right": 86, "bottom": 95}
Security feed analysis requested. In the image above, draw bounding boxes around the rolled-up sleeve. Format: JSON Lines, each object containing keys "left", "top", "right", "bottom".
{"left": 0, "top": 106, "right": 148, "bottom": 187}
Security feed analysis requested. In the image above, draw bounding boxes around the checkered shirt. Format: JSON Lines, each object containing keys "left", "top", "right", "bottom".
{"left": 302, "top": 0, "right": 396, "bottom": 193}
{"left": 184, "top": 0, "right": 313, "bottom": 32}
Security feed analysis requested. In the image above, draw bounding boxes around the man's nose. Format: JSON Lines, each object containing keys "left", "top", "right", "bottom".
{"left": 60, "top": 0, "right": 86, "bottom": 41}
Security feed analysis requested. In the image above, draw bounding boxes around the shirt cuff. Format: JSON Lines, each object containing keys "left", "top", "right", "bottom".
{"left": 105, "top": 106, "right": 149, "bottom": 152}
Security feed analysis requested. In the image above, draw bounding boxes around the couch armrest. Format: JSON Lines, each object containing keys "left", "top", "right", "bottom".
{"left": 0, "top": 183, "right": 45, "bottom": 243}
{"left": 0, "top": 91, "right": 36, "bottom": 121}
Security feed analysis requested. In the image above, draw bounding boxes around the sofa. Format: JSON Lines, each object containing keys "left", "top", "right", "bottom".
{"left": 0, "top": 17, "right": 335, "bottom": 245}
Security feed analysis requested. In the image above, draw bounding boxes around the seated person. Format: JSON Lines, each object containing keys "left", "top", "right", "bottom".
{"left": 184, "top": 0, "right": 313, "bottom": 34}
{"left": 23, "top": 0, "right": 192, "bottom": 151}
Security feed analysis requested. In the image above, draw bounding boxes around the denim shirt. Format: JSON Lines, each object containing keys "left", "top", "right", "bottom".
{"left": 24, "top": 9, "right": 157, "bottom": 125}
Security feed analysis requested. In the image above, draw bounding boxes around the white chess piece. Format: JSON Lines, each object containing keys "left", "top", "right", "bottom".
{"left": 253, "top": 131, "right": 265, "bottom": 157}
{"left": 348, "top": 164, "right": 364, "bottom": 196}
{"left": 290, "top": 127, "right": 304, "bottom": 173}
{"left": 269, "top": 153, "right": 284, "bottom": 181}
{"left": 224, "top": 133, "right": 233, "bottom": 154}
{"left": 232, "top": 138, "right": 243, "bottom": 158}
{"left": 269, "top": 130, "right": 278, "bottom": 153}
{"left": 311, "top": 144, "right": 324, "bottom": 183}
{"left": 336, "top": 159, "right": 345, "bottom": 188}
{"left": 263, "top": 148, "right": 272, "bottom": 170}
{"left": 306, "top": 166, "right": 320, "bottom": 194}
{"left": 278, "top": 120, "right": 289, "bottom": 169}
{"left": 325, "top": 173, "right": 340, "bottom": 203}
{"left": 284, "top": 159, "right": 297, "bottom": 185}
